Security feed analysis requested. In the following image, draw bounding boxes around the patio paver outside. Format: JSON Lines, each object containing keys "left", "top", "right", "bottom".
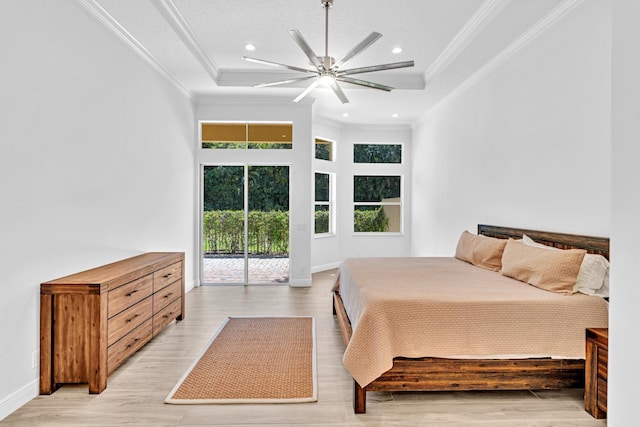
{"left": 202, "top": 256, "right": 289, "bottom": 284}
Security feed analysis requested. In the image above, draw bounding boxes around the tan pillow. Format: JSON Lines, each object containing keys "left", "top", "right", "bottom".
{"left": 501, "top": 239, "right": 586, "bottom": 295}
{"left": 522, "top": 233, "right": 609, "bottom": 296}
{"left": 455, "top": 230, "right": 507, "bottom": 271}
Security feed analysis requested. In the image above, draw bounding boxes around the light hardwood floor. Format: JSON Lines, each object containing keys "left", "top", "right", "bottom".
{"left": 3, "top": 270, "right": 606, "bottom": 426}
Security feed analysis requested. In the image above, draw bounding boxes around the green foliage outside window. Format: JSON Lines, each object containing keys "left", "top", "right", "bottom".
{"left": 353, "top": 175, "right": 400, "bottom": 233}
{"left": 314, "top": 207, "right": 329, "bottom": 234}
{"left": 354, "top": 176, "right": 401, "bottom": 202}
{"left": 315, "top": 141, "right": 331, "bottom": 160}
{"left": 203, "top": 166, "right": 289, "bottom": 212}
{"left": 203, "top": 208, "right": 388, "bottom": 253}
{"left": 353, "top": 144, "right": 402, "bottom": 163}
{"left": 203, "top": 210, "right": 289, "bottom": 255}
{"left": 353, "top": 207, "right": 389, "bottom": 232}
{"left": 203, "top": 165, "right": 291, "bottom": 255}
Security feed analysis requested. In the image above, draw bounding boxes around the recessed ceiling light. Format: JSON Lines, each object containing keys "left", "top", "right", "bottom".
{"left": 392, "top": 47, "right": 403, "bottom": 54}
{"left": 342, "top": 113, "right": 349, "bottom": 117}
{"left": 244, "top": 44, "right": 256, "bottom": 51}
{"left": 392, "top": 113, "right": 399, "bottom": 118}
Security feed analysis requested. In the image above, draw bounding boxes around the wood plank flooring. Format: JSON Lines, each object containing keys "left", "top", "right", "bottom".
{"left": 2, "top": 270, "right": 606, "bottom": 426}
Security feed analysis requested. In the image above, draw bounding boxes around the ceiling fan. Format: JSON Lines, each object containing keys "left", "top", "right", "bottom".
{"left": 242, "top": 0, "right": 414, "bottom": 104}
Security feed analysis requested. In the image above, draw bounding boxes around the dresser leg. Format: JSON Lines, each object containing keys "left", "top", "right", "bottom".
{"left": 39, "top": 294, "right": 53, "bottom": 394}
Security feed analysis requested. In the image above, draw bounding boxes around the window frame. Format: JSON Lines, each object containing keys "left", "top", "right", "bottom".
{"left": 199, "top": 121, "right": 293, "bottom": 150}
{"left": 352, "top": 173, "right": 404, "bottom": 235}
{"left": 315, "top": 137, "right": 335, "bottom": 162}
{"left": 314, "top": 171, "right": 336, "bottom": 236}
{"left": 353, "top": 142, "right": 403, "bottom": 164}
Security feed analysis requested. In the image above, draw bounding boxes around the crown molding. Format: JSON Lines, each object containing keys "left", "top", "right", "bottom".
{"left": 418, "top": 0, "right": 585, "bottom": 124}
{"left": 423, "top": 0, "right": 511, "bottom": 83}
{"left": 77, "top": 0, "right": 193, "bottom": 100}
{"left": 151, "top": 0, "right": 220, "bottom": 85}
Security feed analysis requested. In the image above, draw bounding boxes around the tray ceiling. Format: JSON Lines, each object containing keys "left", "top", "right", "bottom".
{"left": 84, "top": 0, "right": 579, "bottom": 124}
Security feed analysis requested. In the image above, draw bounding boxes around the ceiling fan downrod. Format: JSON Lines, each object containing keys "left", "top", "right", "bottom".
{"left": 321, "top": 0, "right": 334, "bottom": 69}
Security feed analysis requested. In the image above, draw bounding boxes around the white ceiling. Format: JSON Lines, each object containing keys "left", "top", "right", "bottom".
{"left": 84, "top": 0, "right": 570, "bottom": 125}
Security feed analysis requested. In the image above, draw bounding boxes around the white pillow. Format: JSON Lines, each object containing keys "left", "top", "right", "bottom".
{"left": 593, "top": 270, "right": 610, "bottom": 298}
{"left": 521, "top": 234, "right": 609, "bottom": 297}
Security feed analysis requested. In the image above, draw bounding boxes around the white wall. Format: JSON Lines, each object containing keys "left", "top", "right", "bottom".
{"left": 609, "top": 0, "right": 640, "bottom": 425}
{"left": 411, "top": 0, "right": 611, "bottom": 256}
{"left": 311, "top": 118, "right": 342, "bottom": 272}
{"left": 0, "top": 1, "right": 196, "bottom": 419}
{"left": 196, "top": 97, "right": 313, "bottom": 286}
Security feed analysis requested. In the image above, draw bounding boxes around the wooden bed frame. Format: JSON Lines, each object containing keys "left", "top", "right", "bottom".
{"left": 332, "top": 224, "right": 609, "bottom": 413}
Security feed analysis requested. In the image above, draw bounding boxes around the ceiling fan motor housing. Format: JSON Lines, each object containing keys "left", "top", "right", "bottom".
{"left": 320, "top": 56, "right": 335, "bottom": 70}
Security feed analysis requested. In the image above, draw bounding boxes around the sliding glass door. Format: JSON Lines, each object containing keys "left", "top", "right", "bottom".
{"left": 201, "top": 165, "right": 289, "bottom": 284}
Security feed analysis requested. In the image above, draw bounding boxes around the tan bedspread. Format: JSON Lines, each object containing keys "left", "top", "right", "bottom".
{"left": 335, "top": 257, "right": 609, "bottom": 387}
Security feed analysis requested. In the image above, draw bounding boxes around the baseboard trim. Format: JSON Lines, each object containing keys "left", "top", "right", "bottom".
{"left": 0, "top": 379, "right": 38, "bottom": 421}
{"left": 289, "top": 279, "right": 312, "bottom": 287}
{"left": 311, "top": 262, "right": 342, "bottom": 274}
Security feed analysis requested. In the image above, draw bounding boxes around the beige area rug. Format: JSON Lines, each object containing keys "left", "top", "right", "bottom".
{"left": 165, "top": 316, "right": 316, "bottom": 404}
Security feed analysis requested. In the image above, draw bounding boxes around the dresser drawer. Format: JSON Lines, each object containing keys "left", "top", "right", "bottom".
{"left": 153, "top": 298, "right": 182, "bottom": 337}
{"left": 153, "top": 280, "right": 181, "bottom": 313}
{"left": 107, "top": 297, "right": 152, "bottom": 346}
{"left": 107, "top": 319, "right": 152, "bottom": 374}
{"left": 154, "top": 262, "right": 181, "bottom": 292}
{"left": 108, "top": 274, "right": 153, "bottom": 318}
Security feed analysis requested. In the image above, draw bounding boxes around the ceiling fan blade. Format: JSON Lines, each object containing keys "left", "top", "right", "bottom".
{"left": 242, "top": 56, "right": 316, "bottom": 74}
{"left": 288, "top": 30, "right": 323, "bottom": 70}
{"left": 333, "top": 32, "right": 382, "bottom": 69}
{"left": 293, "top": 78, "right": 322, "bottom": 103}
{"left": 337, "top": 76, "right": 394, "bottom": 92}
{"left": 329, "top": 80, "right": 349, "bottom": 104}
{"left": 255, "top": 75, "right": 318, "bottom": 88}
{"left": 337, "top": 60, "right": 415, "bottom": 76}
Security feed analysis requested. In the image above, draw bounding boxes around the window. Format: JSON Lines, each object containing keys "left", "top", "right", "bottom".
{"left": 315, "top": 138, "right": 334, "bottom": 161}
{"left": 201, "top": 122, "right": 292, "bottom": 149}
{"left": 353, "top": 143, "right": 402, "bottom": 163}
{"left": 314, "top": 172, "right": 334, "bottom": 235}
{"left": 353, "top": 175, "right": 402, "bottom": 233}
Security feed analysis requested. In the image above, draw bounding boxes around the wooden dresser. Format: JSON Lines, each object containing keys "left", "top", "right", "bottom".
{"left": 585, "top": 327, "right": 608, "bottom": 419}
{"left": 40, "top": 252, "right": 185, "bottom": 394}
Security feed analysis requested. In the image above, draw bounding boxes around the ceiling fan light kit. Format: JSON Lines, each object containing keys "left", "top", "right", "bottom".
{"left": 242, "top": 0, "right": 414, "bottom": 104}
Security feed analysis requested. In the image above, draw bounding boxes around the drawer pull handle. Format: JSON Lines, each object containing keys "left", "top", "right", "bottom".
{"left": 126, "top": 314, "right": 140, "bottom": 323}
{"left": 162, "top": 312, "right": 174, "bottom": 319}
{"left": 126, "top": 289, "right": 139, "bottom": 297}
{"left": 163, "top": 273, "right": 172, "bottom": 278}
{"left": 126, "top": 338, "right": 141, "bottom": 349}
{"left": 163, "top": 292, "right": 173, "bottom": 299}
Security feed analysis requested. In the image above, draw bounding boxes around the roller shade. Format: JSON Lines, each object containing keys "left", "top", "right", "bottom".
{"left": 248, "top": 124, "right": 292, "bottom": 144}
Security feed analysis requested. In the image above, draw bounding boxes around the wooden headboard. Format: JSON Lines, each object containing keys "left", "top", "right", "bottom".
{"left": 478, "top": 224, "right": 610, "bottom": 259}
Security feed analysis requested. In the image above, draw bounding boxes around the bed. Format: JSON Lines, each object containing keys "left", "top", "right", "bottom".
{"left": 332, "top": 224, "right": 609, "bottom": 413}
